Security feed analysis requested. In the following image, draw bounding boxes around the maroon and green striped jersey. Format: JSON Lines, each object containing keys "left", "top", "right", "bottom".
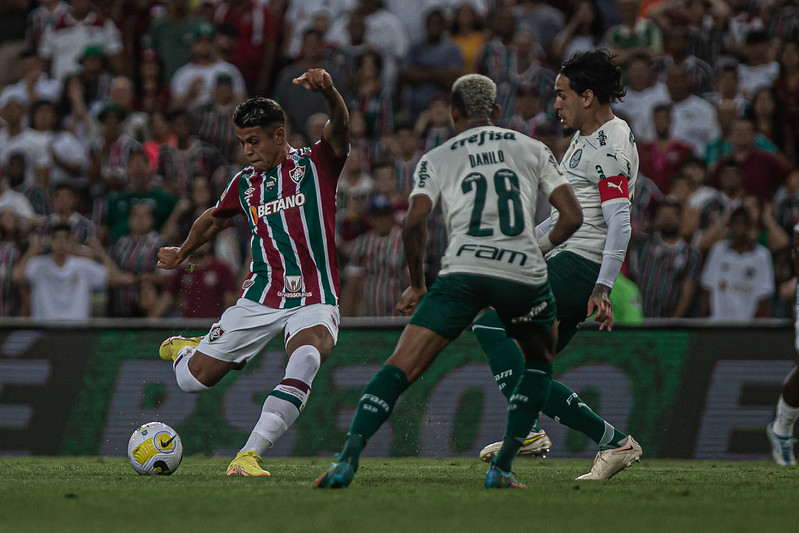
{"left": 213, "top": 136, "right": 347, "bottom": 309}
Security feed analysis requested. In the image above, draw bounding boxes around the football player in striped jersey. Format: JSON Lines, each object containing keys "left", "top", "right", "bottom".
{"left": 156, "top": 68, "right": 349, "bottom": 477}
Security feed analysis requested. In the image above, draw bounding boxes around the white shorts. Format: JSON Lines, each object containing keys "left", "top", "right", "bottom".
{"left": 197, "top": 298, "right": 340, "bottom": 364}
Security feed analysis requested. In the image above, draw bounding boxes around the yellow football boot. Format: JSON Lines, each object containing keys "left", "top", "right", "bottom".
{"left": 226, "top": 450, "right": 271, "bottom": 477}
{"left": 158, "top": 335, "right": 203, "bottom": 362}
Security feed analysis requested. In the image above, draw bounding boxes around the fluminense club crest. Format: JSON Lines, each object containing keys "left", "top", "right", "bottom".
{"left": 289, "top": 165, "right": 306, "bottom": 183}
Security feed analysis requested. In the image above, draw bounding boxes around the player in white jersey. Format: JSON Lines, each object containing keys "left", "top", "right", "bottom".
{"left": 315, "top": 74, "right": 584, "bottom": 489}
{"left": 767, "top": 216, "right": 799, "bottom": 465}
{"left": 474, "top": 50, "right": 643, "bottom": 480}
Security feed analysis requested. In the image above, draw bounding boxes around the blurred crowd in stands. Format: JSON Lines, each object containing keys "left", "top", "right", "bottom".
{"left": 0, "top": 0, "right": 798, "bottom": 322}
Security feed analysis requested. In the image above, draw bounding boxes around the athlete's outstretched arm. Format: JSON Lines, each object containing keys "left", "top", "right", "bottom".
{"left": 397, "top": 195, "right": 432, "bottom": 314}
{"left": 157, "top": 208, "right": 226, "bottom": 270}
{"left": 293, "top": 68, "right": 350, "bottom": 156}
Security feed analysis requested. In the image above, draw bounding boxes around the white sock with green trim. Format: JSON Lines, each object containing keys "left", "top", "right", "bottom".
{"left": 240, "top": 346, "right": 320, "bottom": 455}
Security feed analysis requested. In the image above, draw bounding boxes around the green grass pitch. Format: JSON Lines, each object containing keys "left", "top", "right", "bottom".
{"left": 1, "top": 457, "right": 795, "bottom": 532}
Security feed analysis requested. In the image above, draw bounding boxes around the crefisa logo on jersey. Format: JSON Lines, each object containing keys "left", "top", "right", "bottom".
{"left": 279, "top": 275, "right": 313, "bottom": 298}
{"left": 569, "top": 149, "right": 582, "bottom": 169}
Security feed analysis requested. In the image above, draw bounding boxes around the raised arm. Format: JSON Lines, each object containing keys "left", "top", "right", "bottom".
{"left": 156, "top": 208, "right": 226, "bottom": 270}
{"left": 293, "top": 68, "right": 350, "bottom": 156}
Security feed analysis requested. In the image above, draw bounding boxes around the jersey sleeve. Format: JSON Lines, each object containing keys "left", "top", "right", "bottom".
{"left": 309, "top": 135, "right": 348, "bottom": 184}
{"left": 409, "top": 153, "right": 440, "bottom": 204}
{"left": 537, "top": 145, "right": 569, "bottom": 198}
{"left": 590, "top": 147, "right": 632, "bottom": 206}
{"left": 211, "top": 173, "right": 243, "bottom": 218}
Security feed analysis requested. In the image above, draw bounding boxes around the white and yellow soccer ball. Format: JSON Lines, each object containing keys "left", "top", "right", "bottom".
{"left": 127, "top": 422, "right": 183, "bottom": 475}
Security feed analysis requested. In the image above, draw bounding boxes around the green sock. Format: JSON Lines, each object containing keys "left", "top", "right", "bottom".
{"left": 542, "top": 380, "right": 627, "bottom": 450}
{"left": 492, "top": 360, "right": 553, "bottom": 472}
{"left": 339, "top": 364, "right": 409, "bottom": 470}
{"left": 473, "top": 310, "right": 542, "bottom": 432}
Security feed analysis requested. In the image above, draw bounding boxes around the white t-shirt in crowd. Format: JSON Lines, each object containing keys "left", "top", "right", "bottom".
{"left": 25, "top": 255, "right": 108, "bottom": 321}
{"left": 170, "top": 61, "right": 246, "bottom": 105}
{"left": 701, "top": 241, "right": 774, "bottom": 321}
{"left": 0, "top": 128, "right": 52, "bottom": 188}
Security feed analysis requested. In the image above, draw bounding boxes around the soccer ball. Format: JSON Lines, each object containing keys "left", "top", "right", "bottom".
{"left": 127, "top": 422, "right": 183, "bottom": 475}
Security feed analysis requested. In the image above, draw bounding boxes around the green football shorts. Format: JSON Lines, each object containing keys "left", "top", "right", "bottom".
{"left": 409, "top": 272, "right": 556, "bottom": 341}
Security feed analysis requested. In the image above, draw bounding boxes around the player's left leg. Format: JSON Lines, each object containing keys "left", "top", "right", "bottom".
{"left": 768, "top": 364, "right": 799, "bottom": 466}
{"left": 231, "top": 305, "right": 338, "bottom": 476}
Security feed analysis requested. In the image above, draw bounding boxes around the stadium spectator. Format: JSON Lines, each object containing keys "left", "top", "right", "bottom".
{"left": 25, "top": 0, "right": 70, "bottom": 54}
{"left": 56, "top": 73, "right": 91, "bottom": 143}
{"left": 147, "top": 241, "right": 237, "bottom": 319}
{"left": 157, "top": 108, "right": 224, "bottom": 199}
{"left": 29, "top": 99, "right": 88, "bottom": 193}
{"left": 38, "top": 0, "right": 123, "bottom": 81}
{"left": 552, "top": 0, "right": 605, "bottom": 64}
{"left": 775, "top": 169, "right": 799, "bottom": 233}
{"left": 696, "top": 158, "right": 747, "bottom": 253}
{"left": 386, "top": 122, "right": 422, "bottom": 195}
{"left": 38, "top": 184, "right": 96, "bottom": 245}
{"left": 104, "top": 151, "right": 177, "bottom": 244}
{"left": 76, "top": 45, "right": 113, "bottom": 116}
{"left": 504, "top": 84, "right": 548, "bottom": 138}
{"left": 108, "top": 202, "right": 164, "bottom": 317}
{"left": 774, "top": 40, "right": 799, "bottom": 165}
{"left": 336, "top": 146, "right": 373, "bottom": 251}
{"left": 613, "top": 54, "right": 669, "bottom": 140}
{"left": 507, "top": 31, "right": 557, "bottom": 122}
{"left": 473, "top": 9, "right": 517, "bottom": 119}
{"left": 415, "top": 94, "right": 456, "bottom": 153}
{"left": 701, "top": 207, "right": 775, "bottom": 321}
{"left": 636, "top": 103, "right": 694, "bottom": 193}
{"left": 706, "top": 63, "right": 747, "bottom": 113}
{"left": 283, "top": 0, "right": 354, "bottom": 60}
{"left": 88, "top": 103, "right": 142, "bottom": 223}
{"left": 0, "top": 92, "right": 51, "bottom": 190}
{"left": 190, "top": 72, "right": 240, "bottom": 163}
{"left": 0, "top": 162, "right": 36, "bottom": 226}
{"left": 148, "top": 0, "right": 205, "bottom": 81}
{"left": 511, "top": 0, "right": 564, "bottom": 56}
{"left": 104, "top": 76, "right": 149, "bottom": 144}
{"left": 170, "top": 23, "right": 247, "bottom": 109}
{"left": 741, "top": 194, "right": 790, "bottom": 255}
{"left": 5, "top": 48, "right": 61, "bottom": 105}
{"left": 654, "top": 64, "right": 719, "bottom": 156}
{"left": 450, "top": 2, "right": 487, "bottom": 74}
{"left": 135, "top": 48, "right": 171, "bottom": 114}
{"left": 350, "top": 50, "right": 394, "bottom": 142}
{"left": 14, "top": 225, "right": 134, "bottom": 321}
{"left": 659, "top": 26, "right": 716, "bottom": 98}
{"left": 631, "top": 200, "right": 702, "bottom": 318}
{"left": 326, "top": 0, "right": 409, "bottom": 86}
{"left": 339, "top": 194, "right": 405, "bottom": 317}
{"left": 748, "top": 87, "right": 791, "bottom": 159}
{"left": 213, "top": 0, "right": 279, "bottom": 96}
{"left": 401, "top": 7, "right": 463, "bottom": 121}
{"left": 737, "top": 30, "right": 780, "bottom": 100}
{"left": 370, "top": 159, "right": 408, "bottom": 223}
{"left": 0, "top": 209, "right": 25, "bottom": 317}
{"left": 273, "top": 29, "right": 336, "bottom": 136}
{"left": 719, "top": 117, "right": 792, "bottom": 201}
{"left": 603, "top": 0, "right": 662, "bottom": 67}
{"left": 705, "top": 99, "right": 779, "bottom": 168}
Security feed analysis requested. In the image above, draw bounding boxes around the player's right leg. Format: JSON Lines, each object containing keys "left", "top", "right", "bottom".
{"left": 315, "top": 274, "right": 481, "bottom": 488}
{"left": 768, "top": 364, "right": 799, "bottom": 466}
{"left": 484, "top": 279, "right": 559, "bottom": 489}
{"left": 314, "top": 324, "right": 450, "bottom": 488}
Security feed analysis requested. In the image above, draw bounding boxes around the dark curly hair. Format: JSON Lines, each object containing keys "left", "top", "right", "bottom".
{"left": 233, "top": 97, "right": 286, "bottom": 129}
{"left": 560, "top": 49, "right": 625, "bottom": 105}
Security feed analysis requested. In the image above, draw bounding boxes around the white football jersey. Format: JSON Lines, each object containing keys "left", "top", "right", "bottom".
{"left": 548, "top": 116, "right": 639, "bottom": 264}
{"left": 411, "top": 125, "right": 569, "bottom": 285}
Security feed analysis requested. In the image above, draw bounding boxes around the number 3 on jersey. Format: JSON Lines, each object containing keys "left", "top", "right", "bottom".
{"left": 461, "top": 169, "right": 524, "bottom": 237}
